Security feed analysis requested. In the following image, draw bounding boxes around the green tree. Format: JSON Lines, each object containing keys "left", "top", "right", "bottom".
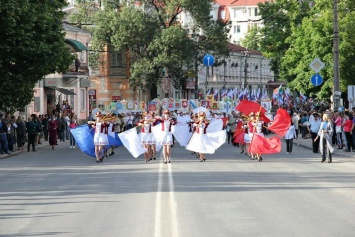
{"left": 281, "top": 0, "right": 355, "bottom": 99}
{"left": 0, "top": 0, "right": 73, "bottom": 112}
{"left": 90, "top": 0, "right": 230, "bottom": 98}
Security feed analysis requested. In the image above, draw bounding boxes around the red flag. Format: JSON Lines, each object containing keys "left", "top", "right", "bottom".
{"left": 233, "top": 129, "right": 245, "bottom": 144}
{"left": 221, "top": 117, "right": 228, "bottom": 127}
{"left": 250, "top": 134, "right": 281, "bottom": 154}
{"left": 259, "top": 113, "right": 271, "bottom": 124}
{"left": 267, "top": 108, "right": 291, "bottom": 137}
{"left": 235, "top": 100, "right": 266, "bottom": 115}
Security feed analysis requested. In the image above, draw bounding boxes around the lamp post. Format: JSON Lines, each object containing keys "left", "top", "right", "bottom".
{"left": 194, "top": 58, "right": 199, "bottom": 99}
{"left": 333, "top": 0, "right": 340, "bottom": 109}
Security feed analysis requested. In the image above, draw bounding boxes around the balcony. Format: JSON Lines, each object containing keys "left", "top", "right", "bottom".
{"left": 62, "top": 62, "right": 89, "bottom": 78}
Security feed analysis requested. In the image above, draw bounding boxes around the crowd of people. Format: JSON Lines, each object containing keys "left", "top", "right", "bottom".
{"left": 0, "top": 106, "right": 78, "bottom": 154}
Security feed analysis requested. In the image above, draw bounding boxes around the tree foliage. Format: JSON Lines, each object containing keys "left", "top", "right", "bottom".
{"left": 76, "top": 0, "right": 230, "bottom": 95}
{"left": 0, "top": 0, "right": 73, "bottom": 112}
{"left": 242, "top": 0, "right": 355, "bottom": 100}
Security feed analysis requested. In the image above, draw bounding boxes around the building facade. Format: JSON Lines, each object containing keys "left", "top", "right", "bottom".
{"left": 26, "top": 23, "right": 91, "bottom": 121}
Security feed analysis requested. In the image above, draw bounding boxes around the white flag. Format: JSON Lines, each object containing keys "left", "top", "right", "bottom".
{"left": 118, "top": 127, "right": 147, "bottom": 158}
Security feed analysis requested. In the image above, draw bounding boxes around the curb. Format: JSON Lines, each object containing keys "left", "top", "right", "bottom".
{"left": 296, "top": 141, "right": 355, "bottom": 158}
{"left": 0, "top": 143, "right": 48, "bottom": 159}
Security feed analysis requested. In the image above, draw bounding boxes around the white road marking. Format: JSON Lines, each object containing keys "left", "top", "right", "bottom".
{"left": 154, "top": 161, "right": 163, "bottom": 237}
{"left": 168, "top": 162, "right": 179, "bottom": 237}
{"left": 154, "top": 150, "right": 179, "bottom": 237}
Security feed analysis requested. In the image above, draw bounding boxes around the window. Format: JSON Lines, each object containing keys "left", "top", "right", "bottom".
{"left": 110, "top": 51, "right": 122, "bottom": 67}
{"left": 234, "top": 25, "right": 241, "bottom": 34}
{"left": 234, "top": 9, "right": 238, "bottom": 18}
{"left": 80, "top": 89, "right": 85, "bottom": 111}
{"left": 34, "top": 97, "right": 40, "bottom": 112}
{"left": 220, "top": 10, "right": 226, "bottom": 20}
{"left": 254, "top": 8, "right": 258, "bottom": 16}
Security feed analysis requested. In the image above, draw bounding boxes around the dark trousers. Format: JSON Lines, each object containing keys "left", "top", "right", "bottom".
{"left": 27, "top": 133, "right": 36, "bottom": 151}
{"left": 70, "top": 133, "right": 76, "bottom": 146}
{"left": 0, "top": 133, "right": 9, "bottom": 154}
{"left": 336, "top": 132, "right": 343, "bottom": 147}
{"left": 17, "top": 133, "right": 25, "bottom": 148}
{"left": 8, "top": 134, "right": 14, "bottom": 151}
{"left": 322, "top": 137, "right": 332, "bottom": 162}
{"left": 344, "top": 132, "right": 354, "bottom": 151}
{"left": 44, "top": 129, "right": 48, "bottom": 141}
{"left": 311, "top": 132, "right": 319, "bottom": 153}
{"left": 227, "top": 131, "right": 234, "bottom": 143}
{"left": 286, "top": 139, "right": 293, "bottom": 153}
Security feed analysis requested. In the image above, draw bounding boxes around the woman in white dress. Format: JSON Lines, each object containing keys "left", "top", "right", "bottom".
{"left": 156, "top": 110, "right": 176, "bottom": 163}
{"left": 186, "top": 112, "right": 216, "bottom": 162}
{"left": 88, "top": 112, "right": 109, "bottom": 163}
{"left": 138, "top": 112, "right": 156, "bottom": 162}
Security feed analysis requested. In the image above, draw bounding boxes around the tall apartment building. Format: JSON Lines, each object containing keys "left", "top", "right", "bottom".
{"left": 215, "top": 0, "right": 266, "bottom": 45}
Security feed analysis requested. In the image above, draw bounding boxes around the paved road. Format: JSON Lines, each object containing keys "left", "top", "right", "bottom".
{"left": 1, "top": 139, "right": 355, "bottom": 237}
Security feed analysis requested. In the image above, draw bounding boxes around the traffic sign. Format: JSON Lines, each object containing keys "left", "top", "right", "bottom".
{"left": 311, "top": 74, "right": 323, "bottom": 86}
{"left": 202, "top": 54, "right": 215, "bottom": 67}
{"left": 310, "top": 58, "right": 325, "bottom": 73}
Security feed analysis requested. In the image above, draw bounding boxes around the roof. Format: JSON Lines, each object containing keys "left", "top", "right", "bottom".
{"left": 63, "top": 22, "right": 90, "bottom": 34}
{"left": 215, "top": 0, "right": 267, "bottom": 6}
{"left": 228, "top": 43, "right": 263, "bottom": 56}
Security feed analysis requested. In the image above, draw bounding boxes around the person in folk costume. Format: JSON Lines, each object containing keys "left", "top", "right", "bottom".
{"left": 251, "top": 112, "right": 265, "bottom": 161}
{"left": 236, "top": 113, "right": 244, "bottom": 151}
{"left": 233, "top": 113, "right": 247, "bottom": 154}
{"left": 88, "top": 111, "right": 109, "bottom": 163}
{"left": 315, "top": 113, "right": 334, "bottom": 163}
{"left": 150, "top": 111, "right": 158, "bottom": 160}
{"left": 245, "top": 113, "right": 255, "bottom": 158}
{"left": 187, "top": 112, "right": 199, "bottom": 158}
{"left": 189, "top": 112, "right": 211, "bottom": 162}
{"left": 138, "top": 112, "right": 156, "bottom": 162}
{"left": 156, "top": 109, "right": 176, "bottom": 163}
{"left": 48, "top": 114, "right": 58, "bottom": 150}
{"left": 107, "top": 114, "right": 118, "bottom": 157}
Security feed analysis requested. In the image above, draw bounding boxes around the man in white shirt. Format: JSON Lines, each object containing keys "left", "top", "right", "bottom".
{"left": 64, "top": 114, "right": 70, "bottom": 140}
{"left": 308, "top": 113, "right": 322, "bottom": 153}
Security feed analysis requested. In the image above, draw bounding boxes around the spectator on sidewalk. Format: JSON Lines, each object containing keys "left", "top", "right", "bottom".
{"left": 64, "top": 112, "right": 70, "bottom": 140}
{"left": 8, "top": 115, "right": 18, "bottom": 152}
{"left": 0, "top": 113, "right": 10, "bottom": 154}
{"left": 48, "top": 114, "right": 58, "bottom": 150}
{"left": 26, "top": 117, "right": 37, "bottom": 152}
{"left": 285, "top": 121, "right": 297, "bottom": 154}
{"left": 42, "top": 114, "right": 49, "bottom": 141}
{"left": 69, "top": 117, "right": 77, "bottom": 149}
{"left": 343, "top": 111, "right": 354, "bottom": 152}
{"left": 16, "top": 116, "right": 26, "bottom": 150}
{"left": 308, "top": 113, "right": 321, "bottom": 153}
{"left": 58, "top": 115, "right": 66, "bottom": 142}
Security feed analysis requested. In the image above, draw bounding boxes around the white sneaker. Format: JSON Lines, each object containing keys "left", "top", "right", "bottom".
{"left": 73, "top": 146, "right": 75, "bottom": 149}
{"left": 286, "top": 152, "right": 289, "bottom": 154}
{"left": 70, "top": 146, "right": 72, "bottom": 149}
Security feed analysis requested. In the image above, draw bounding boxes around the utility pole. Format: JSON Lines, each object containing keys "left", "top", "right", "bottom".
{"left": 333, "top": 0, "right": 340, "bottom": 109}
{"left": 205, "top": 66, "right": 209, "bottom": 98}
{"left": 194, "top": 59, "right": 199, "bottom": 99}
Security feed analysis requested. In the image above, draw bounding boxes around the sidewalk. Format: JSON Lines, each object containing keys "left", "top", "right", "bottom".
{"left": 293, "top": 136, "right": 355, "bottom": 158}
{"left": 0, "top": 142, "right": 48, "bottom": 159}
